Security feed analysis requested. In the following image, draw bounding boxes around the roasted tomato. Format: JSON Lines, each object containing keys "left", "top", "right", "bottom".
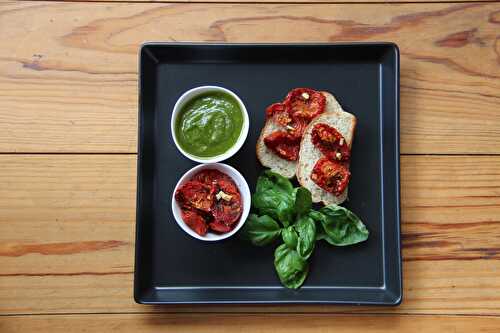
{"left": 263, "top": 131, "right": 301, "bottom": 161}
{"left": 193, "top": 169, "right": 229, "bottom": 186}
{"left": 174, "top": 180, "right": 213, "bottom": 212}
{"left": 266, "top": 103, "right": 308, "bottom": 138}
{"left": 310, "top": 157, "right": 351, "bottom": 196}
{"left": 211, "top": 178, "right": 242, "bottom": 226}
{"left": 266, "top": 103, "right": 288, "bottom": 121}
{"left": 181, "top": 209, "right": 208, "bottom": 236}
{"left": 209, "top": 220, "right": 232, "bottom": 233}
{"left": 284, "top": 88, "right": 326, "bottom": 121}
{"left": 285, "top": 116, "right": 308, "bottom": 139}
{"left": 267, "top": 103, "right": 294, "bottom": 129}
{"left": 311, "top": 124, "right": 351, "bottom": 162}
{"left": 212, "top": 178, "right": 239, "bottom": 196}
{"left": 176, "top": 169, "right": 242, "bottom": 236}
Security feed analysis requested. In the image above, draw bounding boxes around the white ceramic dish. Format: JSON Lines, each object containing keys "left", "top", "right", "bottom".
{"left": 171, "top": 86, "right": 249, "bottom": 163}
{"left": 171, "top": 163, "right": 251, "bottom": 241}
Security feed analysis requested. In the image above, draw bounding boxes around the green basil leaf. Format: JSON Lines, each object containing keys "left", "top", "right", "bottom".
{"left": 308, "top": 210, "right": 324, "bottom": 222}
{"left": 282, "top": 226, "right": 298, "bottom": 249}
{"left": 294, "top": 187, "right": 312, "bottom": 216}
{"left": 295, "top": 215, "right": 316, "bottom": 259}
{"left": 308, "top": 211, "right": 327, "bottom": 240}
{"left": 252, "top": 171, "right": 294, "bottom": 227}
{"left": 256, "top": 170, "right": 294, "bottom": 194}
{"left": 315, "top": 227, "right": 327, "bottom": 240}
{"left": 317, "top": 205, "right": 369, "bottom": 246}
{"left": 264, "top": 170, "right": 294, "bottom": 193}
{"left": 240, "top": 214, "right": 282, "bottom": 246}
{"left": 274, "top": 244, "right": 308, "bottom": 289}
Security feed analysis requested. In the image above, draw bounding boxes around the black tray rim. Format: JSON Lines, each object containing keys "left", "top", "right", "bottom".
{"left": 134, "top": 42, "right": 402, "bottom": 306}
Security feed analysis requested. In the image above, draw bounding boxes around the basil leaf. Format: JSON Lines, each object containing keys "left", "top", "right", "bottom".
{"left": 252, "top": 171, "right": 294, "bottom": 227}
{"left": 316, "top": 227, "right": 327, "bottom": 241}
{"left": 240, "top": 214, "right": 281, "bottom": 246}
{"left": 308, "top": 210, "right": 327, "bottom": 240}
{"left": 274, "top": 243, "right": 308, "bottom": 289}
{"left": 294, "top": 187, "right": 312, "bottom": 216}
{"left": 317, "top": 205, "right": 369, "bottom": 246}
{"left": 277, "top": 201, "right": 294, "bottom": 227}
{"left": 308, "top": 210, "right": 324, "bottom": 222}
{"left": 282, "top": 226, "right": 298, "bottom": 249}
{"left": 295, "top": 215, "right": 316, "bottom": 259}
{"left": 256, "top": 170, "right": 293, "bottom": 194}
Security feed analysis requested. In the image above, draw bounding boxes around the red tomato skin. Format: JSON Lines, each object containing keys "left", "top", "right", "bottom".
{"left": 310, "top": 157, "right": 351, "bottom": 196}
{"left": 263, "top": 131, "right": 300, "bottom": 161}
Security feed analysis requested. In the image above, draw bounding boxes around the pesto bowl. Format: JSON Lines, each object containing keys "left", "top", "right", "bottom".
{"left": 171, "top": 86, "right": 249, "bottom": 163}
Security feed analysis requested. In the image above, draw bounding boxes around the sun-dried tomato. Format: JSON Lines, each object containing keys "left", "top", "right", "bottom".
{"left": 175, "top": 169, "right": 243, "bottom": 236}
{"left": 211, "top": 178, "right": 242, "bottom": 226}
{"left": 174, "top": 180, "right": 213, "bottom": 213}
{"left": 263, "top": 131, "right": 301, "bottom": 161}
{"left": 311, "top": 124, "right": 350, "bottom": 162}
{"left": 284, "top": 88, "right": 326, "bottom": 122}
{"left": 181, "top": 209, "right": 208, "bottom": 236}
{"left": 310, "top": 157, "right": 351, "bottom": 196}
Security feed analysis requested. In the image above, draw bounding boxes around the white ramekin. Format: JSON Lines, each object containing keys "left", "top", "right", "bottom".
{"left": 171, "top": 163, "right": 251, "bottom": 241}
{"left": 171, "top": 86, "right": 249, "bottom": 163}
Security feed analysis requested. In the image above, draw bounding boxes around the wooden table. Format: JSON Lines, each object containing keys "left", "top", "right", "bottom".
{"left": 1, "top": 0, "right": 499, "bottom": 331}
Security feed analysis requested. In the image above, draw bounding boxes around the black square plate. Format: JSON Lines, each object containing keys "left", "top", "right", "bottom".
{"left": 135, "top": 43, "right": 401, "bottom": 305}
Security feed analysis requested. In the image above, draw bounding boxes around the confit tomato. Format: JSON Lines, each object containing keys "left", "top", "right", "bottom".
{"left": 174, "top": 180, "right": 213, "bottom": 213}
{"left": 211, "top": 178, "right": 242, "bottom": 226}
{"left": 263, "top": 88, "right": 325, "bottom": 161}
{"left": 266, "top": 103, "right": 288, "bottom": 123}
{"left": 209, "top": 220, "right": 233, "bottom": 233}
{"left": 193, "top": 169, "right": 229, "bottom": 186}
{"left": 175, "top": 169, "right": 243, "bottom": 236}
{"left": 181, "top": 209, "right": 208, "bottom": 236}
{"left": 310, "top": 157, "right": 351, "bottom": 196}
{"left": 266, "top": 102, "right": 309, "bottom": 138}
{"left": 263, "top": 131, "right": 301, "bottom": 161}
{"left": 311, "top": 124, "right": 350, "bottom": 162}
{"left": 284, "top": 88, "right": 326, "bottom": 122}
{"left": 286, "top": 116, "right": 308, "bottom": 139}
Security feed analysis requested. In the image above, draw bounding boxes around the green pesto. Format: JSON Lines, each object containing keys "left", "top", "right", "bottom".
{"left": 175, "top": 92, "right": 243, "bottom": 157}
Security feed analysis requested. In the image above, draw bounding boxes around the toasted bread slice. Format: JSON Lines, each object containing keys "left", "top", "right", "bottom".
{"left": 256, "top": 91, "right": 337, "bottom": 179}
{"left": 296, "top": 96, "right": 356, "bottom": 205}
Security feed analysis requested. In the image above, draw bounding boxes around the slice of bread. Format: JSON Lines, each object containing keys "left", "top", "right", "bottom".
{"left": 296, "top": 96, "right": 356, "bottom": 205}
{"left": 256, "top": 92, "right": 337, "bottom": 179}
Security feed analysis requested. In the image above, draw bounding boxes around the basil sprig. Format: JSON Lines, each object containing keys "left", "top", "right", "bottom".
{"left": 241, "top": 170, "right": 369, "bottom": 289}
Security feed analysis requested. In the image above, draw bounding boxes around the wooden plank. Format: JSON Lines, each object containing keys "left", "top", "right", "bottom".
{"left": 0, "top": 155, "right": 499, "bottom": 315}
{"left": 41, "top": 0, "right": 500, "bottom": 3}
{"left": 0, "top": 2, "right": 499, "bottom": 154}
{"left": 1, "top": 314, "right": 500, "bottom": 333}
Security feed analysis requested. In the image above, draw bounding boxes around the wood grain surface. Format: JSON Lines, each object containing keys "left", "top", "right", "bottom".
{"left": 1, "top": 2, "right": 500, "bottom": 153}
{"left": 1, "top": 314, "right": 500, "bottom": 333}
{"left": 38, "top": 0, "right": 500, "bottom": 3}
{"left": 1, "top": 0, "right": 499, "bottom": 330}
{"left": 1, "top": 155, "right": 499, "bottom": 315}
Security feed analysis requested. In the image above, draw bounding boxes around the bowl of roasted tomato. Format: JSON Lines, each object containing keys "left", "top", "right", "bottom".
{"left": 172, "top": 163, "right": 251, "bottom": 241}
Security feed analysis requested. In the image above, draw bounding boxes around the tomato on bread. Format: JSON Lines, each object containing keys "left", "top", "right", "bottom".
{"left": 256, "top": 89, "right": 337, "bottom": 178}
